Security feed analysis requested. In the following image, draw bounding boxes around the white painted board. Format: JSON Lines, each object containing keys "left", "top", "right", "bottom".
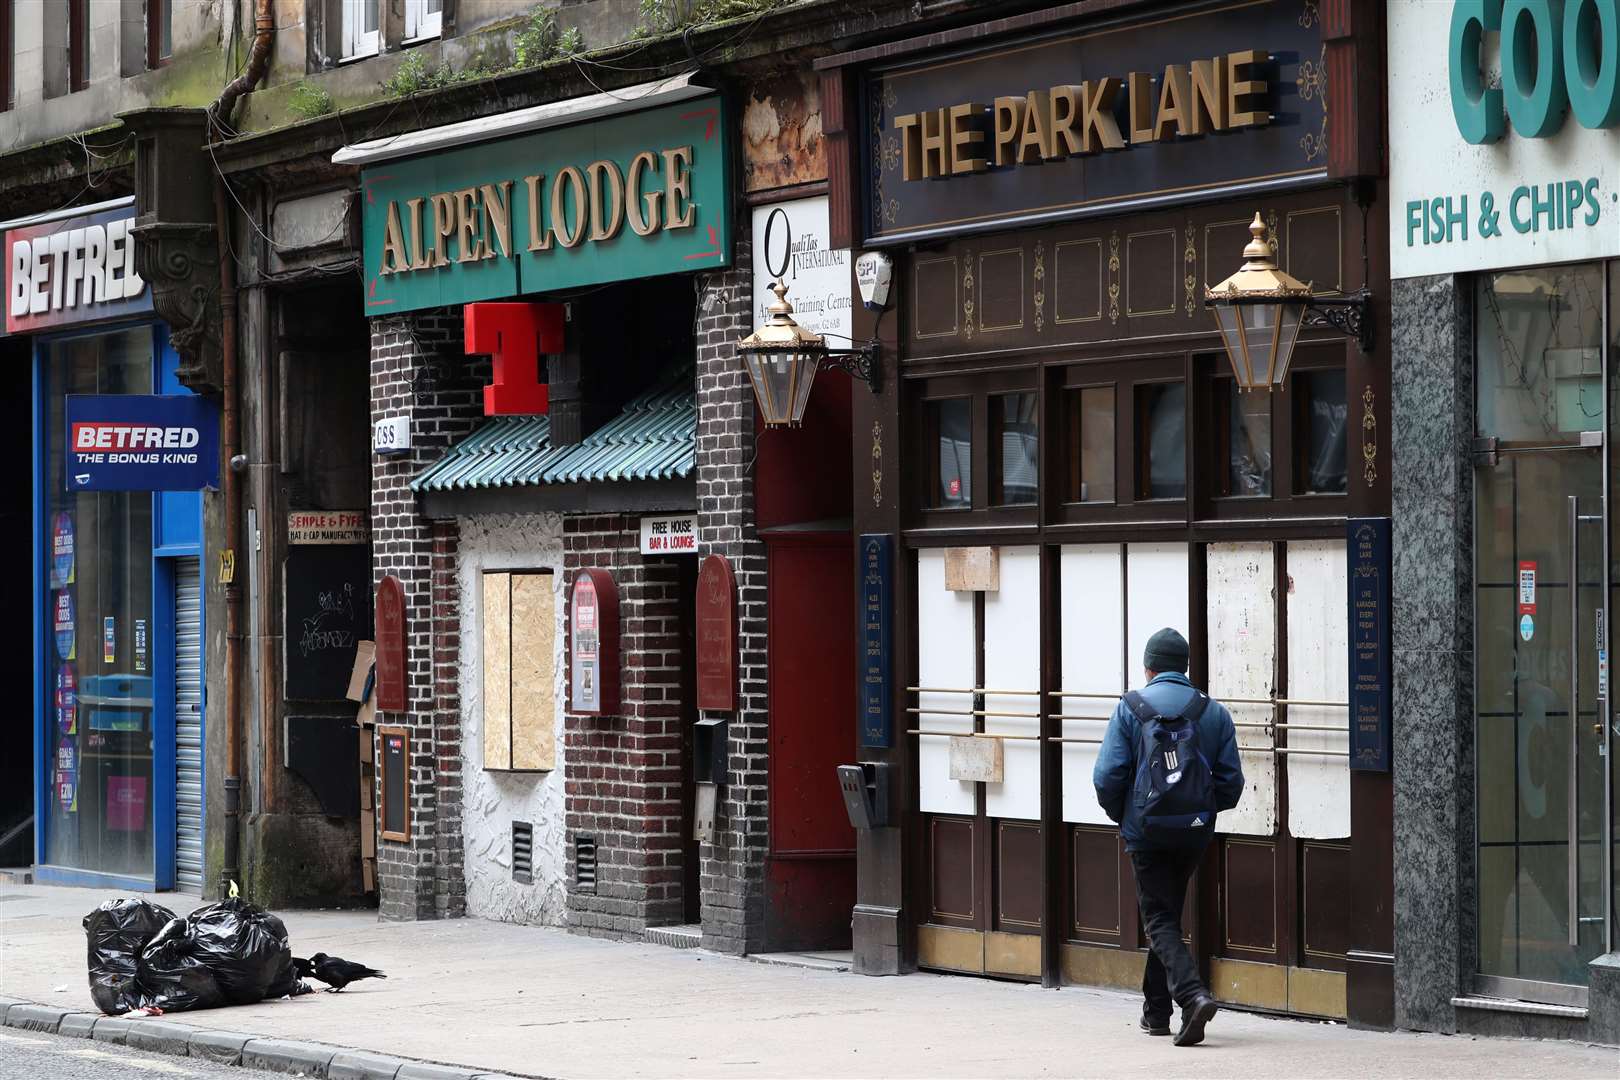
{"left": 1059, "top": 545, "right": 1124, "bottom": 825}
{"left": 1286, "top": 540, "right": 1351, "bottom": 840}
{"left": 1206, "top": 542, "right": 1277, "bottom": 837}
{"left": 983, "top": 546, "right": 1041, "bottom": 821}
{"left": 1126, "top": 543, "right": 1189, "bottom": 690}
{"left": 917, "top": 548, "right": 977, "bottom": 815}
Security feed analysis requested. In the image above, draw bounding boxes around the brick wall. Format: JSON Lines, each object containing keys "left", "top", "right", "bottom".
{"left": 693, "top": 239, "right": 770, "bottom": 955}
{"left": 368, "top": 310, "right": 485, "bottom": 920}
{"left": 562, "top": 515, "right": 687, "bottom": 938}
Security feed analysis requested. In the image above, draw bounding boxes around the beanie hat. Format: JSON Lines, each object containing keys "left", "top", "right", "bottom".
{"left": 1143, "top": 627, "right": 1190, "bottom": 674}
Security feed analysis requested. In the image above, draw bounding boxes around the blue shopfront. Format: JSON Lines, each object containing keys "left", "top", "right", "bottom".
{"left": 6, "top": 197, "right": 211, "bottom": 892}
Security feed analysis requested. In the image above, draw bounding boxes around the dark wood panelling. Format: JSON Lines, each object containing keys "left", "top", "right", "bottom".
{"left": 1323, "top": 0, "right": 1385, "bottom": 180}
{"left": 977, "top": 248, "right": 1026, "bottom": 334}
{"left": 1285, "top": 206, "right": 1344, "bottom": 295}
{"left": 1124, "top": 228, "right": 1177, "bottom": 320}
{"left": 1301, "top": 842, "right": 1353, "bottom": 965}
{"left": 997, "top": 821, "right": 1043, "bottom": 931}
{"left": 913, "top": 256, "right": 961, "bottom": 340}
{"left": 930, "top": 815, "right": 977, "bottom": 924}
{"left": 1222, "top": 837, "right": 1279, "bottom": 957}
{"left": 1070, "top": 825, "right": 1121, "bottom": 941}
{"left": 1053, "top": 238, "right": 1104, "bottom": 326}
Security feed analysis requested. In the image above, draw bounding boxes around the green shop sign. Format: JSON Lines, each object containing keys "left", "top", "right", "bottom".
{"left": 361, "top": 95, "right": 729, "bottom": 315}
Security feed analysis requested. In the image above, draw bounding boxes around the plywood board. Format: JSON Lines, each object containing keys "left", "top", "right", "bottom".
{"left": 982, "top": 546, "right": 1041, "bottom": 821}
{"left": 482, "top": 572, "right": 512, "bottom": 770}
{"left": 1286, "top": 540, "right": 1350, "bottom": 839}
{"left": 511, "top": 572, "right": 557, "bottom": 771}
{"left": 917, "top": 549, "right": 977, "bottom": 814}
{"left": 1206, "top": 542, "right": 1277, "bottom": 837}
{"left": 949, "top": 735, "right": 1003, "bottom": 783}
{"left": 1125, "top": 543, "right": 1189, "bottom": 690}
{"left": 945, "top": 546, "right": 1000, "bottom": 592}
{"left": 1059, "top": 544, "right": 1123, "bottom": 825}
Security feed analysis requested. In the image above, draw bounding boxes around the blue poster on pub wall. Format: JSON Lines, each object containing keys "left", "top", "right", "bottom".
{"left": 64, "top": 395, "right": 220, "bottom": 492}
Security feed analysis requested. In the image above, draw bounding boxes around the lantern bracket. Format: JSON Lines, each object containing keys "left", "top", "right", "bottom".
{"left": 819, "top": 342, "right": 884, "bottom": 395}
{"left": 1299, "top": 289, "right": 1374, "bottom": 354}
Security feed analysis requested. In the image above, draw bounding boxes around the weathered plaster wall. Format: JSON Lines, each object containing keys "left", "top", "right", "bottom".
{"left": 456, "top": 513, "right": 568, "bottom": 926}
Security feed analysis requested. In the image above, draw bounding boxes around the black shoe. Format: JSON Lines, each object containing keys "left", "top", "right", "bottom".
{"left": 1173, "top": 993, "right": 1218, "bottom": 1047}
{"left": 1139, "top": 1014, "right": 1171, "bottom": 1036}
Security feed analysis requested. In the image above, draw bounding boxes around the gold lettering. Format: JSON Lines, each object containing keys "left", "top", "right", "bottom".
{"left": 1016, "top": 89, "right": 1054, "bottom": 162}
{"left": 551, "top": 166, "right": 588, "bottom": 248}
{"left": 454, "top": 187, "right": 480, "bottom": 262}
{"left": 1048, "top": 85, "right": 1082, "bottom": 157}
{"left": 380, "top": 201, "right": 409, "bottom": 275}
{"left": 1154, "top": 65, "right": 1192, "bottom": 141}
{"left": 1226, "top": 49, "right": 1270, "bottom": 128}
{"left": 405, "top": 198, "right": 431, "bottom": 270}
{"left": 894, "top": 113, "right": 923, "bottom": 181}
{"left": 919, "top": 109, "right": 949, "bottom": 178}
{"left": 947, "top": 102, "right": 987, "bottom": 174}
{"left": 586, "top": 160, "right": 626, "bottom": 242}
{"left": 662, "top": 147, "right": 694, "bottom": 229}
{"left": 524, "top": 175, "right": 551, "bottom": 252}
{"left": 1080, "top": 77, "right": 1125, "bottom": 152}
{"left": 479, "top": 181, "right": 513, "bottom": 260}
{"left": 429, "top": 193, "right": 455, "bottom": 267}
{"left": 992, "top": 96, "right": 1025, "bottom": 166}
{"left": 1127, "top": 72, "right": 1157, "bottom": 144}
{"left": 1188, "top": 57, "right": 1228, "bottom": 134}
{"left": 625, "top": 151, "right": 662, "bottom": 236}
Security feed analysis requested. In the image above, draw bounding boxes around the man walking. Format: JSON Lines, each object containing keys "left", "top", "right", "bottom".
{"left": 1093, "top": 627, "right": 1244, "bottom": 1047}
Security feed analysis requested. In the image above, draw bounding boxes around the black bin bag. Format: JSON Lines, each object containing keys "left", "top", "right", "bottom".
{"left": 135, "top": 917, "right": 225, "bottom": 1012}
{"left": 181, "top": 898, "right": 298, "bottom": 1006}
{"left": 83, "top": 898, "right": 176, "bottom": 1014}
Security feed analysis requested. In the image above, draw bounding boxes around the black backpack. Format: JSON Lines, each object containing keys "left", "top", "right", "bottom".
{"left": 1122, "top": 689, "right": 1217, "bottom": 848}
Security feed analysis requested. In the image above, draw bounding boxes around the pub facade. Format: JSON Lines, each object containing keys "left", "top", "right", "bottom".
{"left": 818, "top": 0, "right": 1397, "bottom": 1027}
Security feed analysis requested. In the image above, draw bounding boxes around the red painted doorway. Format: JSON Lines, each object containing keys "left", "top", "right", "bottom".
{"left": 763, "top": 529, "right": 857, "bottom": 952}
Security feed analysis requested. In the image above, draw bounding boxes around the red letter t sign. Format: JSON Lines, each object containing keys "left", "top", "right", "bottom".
{"left": 463, "top": 302, "right": 565, "bottom": 415}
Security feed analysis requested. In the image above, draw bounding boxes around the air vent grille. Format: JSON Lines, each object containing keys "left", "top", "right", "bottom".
{"left": 574, "top": 834, "right": 597, "bottom": 892}
{"left": 512, "top": 821, "right": 533, "bottom": 884}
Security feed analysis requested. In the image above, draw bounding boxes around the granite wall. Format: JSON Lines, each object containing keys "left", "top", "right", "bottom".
{"left": 1390, "top": 273, "right": 1476, "bottom": 1033}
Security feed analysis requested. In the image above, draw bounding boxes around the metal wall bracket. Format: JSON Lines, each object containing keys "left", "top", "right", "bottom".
{"left": 1302, "top": 288, "right": 1374, "bottom": 354}
{"left": 821, "top": 342, "right": 883, "bottom": 395}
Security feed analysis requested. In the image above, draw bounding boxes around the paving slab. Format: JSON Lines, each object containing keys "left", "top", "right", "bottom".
{"left": 328, "top": 1048, "right": 407, "bottom": 1080}
{"left": 123, "top": 1017, "right": 204, "bottom": 1056}
{"left": 395, "top": 1063, "right": 482, "bottom": 1080}
{"left": 91, "top": 1016, "right": 137, "bottom": 1044}
{"left": 4, "top": 1003, "right": 68, "bottom": 1032}
{"left": 56, "top": 1011, "right": 98, "bottom": 1038}
{"left": 242, "top": 1036, "right": 339, "bottom": 1076}
{"left": 187, "top": 1027, "right": 252, "bottom": 1066}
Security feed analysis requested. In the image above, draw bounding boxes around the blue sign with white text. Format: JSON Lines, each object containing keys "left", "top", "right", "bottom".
{"left": 65, "top": 395, "right": 219, "bottom": 492}
{"left": 1348, "top": 517, "right": 1391, "bottom": 772}
{"left": 859, "top": 533, "right": 895, "bottom": 749}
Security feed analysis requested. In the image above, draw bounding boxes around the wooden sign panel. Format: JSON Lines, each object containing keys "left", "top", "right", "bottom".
{"left": 374, "top": 575, "right": 406, "bottom": 713}
{"left": 569, "top": 569, "right": 620, "bottom": 715}
{"left": 696, "top": 554, "right": 735, "bottom": 711}
{"left": 379, "top": 726, "right": 410, "bottom": 841}
{"left": 283, "top": 545, "right": 374, "bottom": 701}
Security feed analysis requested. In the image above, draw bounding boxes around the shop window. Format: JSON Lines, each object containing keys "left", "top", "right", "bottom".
{"left": 989, "top": 392, "right": 1037, "bottom": 506}
{"left": 1217, "top": 380, "right": 1272, "bottom": 497}
{"left": 927, "top": 397, "right": 972, "bottom": 509}
{"left": 148, "top": 0, "right": 172, "bottom": 68}
{"left": 1062, "top": 385, "right": 1115, "bottom": 503}
{"left": 481, "top": 570, "right": 556, "bottom": 772}
{"left": 1295, "top": 369, "right": 1348, "bottom": 494}
{"left": 404, "top": 0, "right": 444, "bottom": 41}
{"left": 69, "top": 0, "right": 87, "bottom": 92}
{"left": 1477, "top": 264, "right": 1604, "bottom": 439}
{"left": 1136, "top": 383, "right": 1186, "bottom": 500}
{"left": 340, "top": 0, "right": 379, "bottom": 60}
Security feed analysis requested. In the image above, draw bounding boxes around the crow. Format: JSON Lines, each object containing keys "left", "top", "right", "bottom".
{"left": 292, "top": 956, "right": 316, "bottom": 980}
{"left": 307, "top": 952, "right": 387, "bottom": 992}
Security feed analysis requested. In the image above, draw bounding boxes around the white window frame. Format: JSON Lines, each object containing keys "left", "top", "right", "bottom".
{"left": 341, "top": 0, "right": 379, "bottom": 60}
{"left": 404, "top": 0, "right": 443, "bottom": 42}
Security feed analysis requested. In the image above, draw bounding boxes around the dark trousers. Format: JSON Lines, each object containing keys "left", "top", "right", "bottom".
{"left": 1130, "top": 845, "right": 1208, "bottom": 1021}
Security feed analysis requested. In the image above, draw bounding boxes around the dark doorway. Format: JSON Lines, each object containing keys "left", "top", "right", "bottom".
{"left": 1, "top": 335, "right": 35, "bottom": 865}
{"left": 676, "top": 555, "right": 700, "bottom": 923}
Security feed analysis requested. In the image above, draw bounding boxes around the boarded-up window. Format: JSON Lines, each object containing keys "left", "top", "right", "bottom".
{"left": 482, "top": 570, "right": 556, "bottom": 771}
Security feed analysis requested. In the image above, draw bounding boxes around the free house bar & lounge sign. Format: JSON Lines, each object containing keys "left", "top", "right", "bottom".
{"left": 864, "top": 1, "right": 1327, "bottom": 243}
{"left": 360, "top": 95, "right": 731, "bottom": 314}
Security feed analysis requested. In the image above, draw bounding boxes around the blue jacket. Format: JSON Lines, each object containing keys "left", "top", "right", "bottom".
{"left": 1091, "top": 672, "right": 1245, "bottom": 851}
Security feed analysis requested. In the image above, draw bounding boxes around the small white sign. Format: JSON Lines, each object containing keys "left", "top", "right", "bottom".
{"left": 640, "top": 513, "right": 696, "bottom": 555}
{"left": 750, "top": 196, "right": 853, "bottom": 346}
{"left": 373, "top": 415, "right": 412, "bottom": 454}
{"left": 288, "top": 510, "right": 369, "bottom": 545}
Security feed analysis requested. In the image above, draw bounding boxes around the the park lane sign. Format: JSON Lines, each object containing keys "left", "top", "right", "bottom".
{"left": 361, "top": 95, "right": 730, "bottom": 314}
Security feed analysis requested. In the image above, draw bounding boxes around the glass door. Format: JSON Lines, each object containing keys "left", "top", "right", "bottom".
{"left": 1474, "top": 266, "right": 1610, "bottom": 1003}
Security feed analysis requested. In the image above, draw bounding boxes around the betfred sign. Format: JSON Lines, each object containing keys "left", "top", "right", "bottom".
{"left": 65, "top": 395, "right": 219, "bottom": 491}
{"left": 5, "top": 205, "right": 151, "bottom": 334}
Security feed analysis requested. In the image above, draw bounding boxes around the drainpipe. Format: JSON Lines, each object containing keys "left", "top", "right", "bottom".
{"left": 210, "top": 0, "right": 275, "bottom": 895}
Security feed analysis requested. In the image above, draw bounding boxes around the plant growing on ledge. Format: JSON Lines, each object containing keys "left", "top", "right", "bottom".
{"left": 513, "top": 9, "right": 585, "bottom": 69}
{"left": 288, "top": 82, "right": 334, "bottom": 120}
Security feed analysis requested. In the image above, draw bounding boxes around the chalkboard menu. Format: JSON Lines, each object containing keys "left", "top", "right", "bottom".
{"left": 859, "top": 534, "right": 894, "bottom": 748}
{"left": 379, "top": 726, "right": 410, "bottom": 841}
{"left": 283, "top": 544, "right": 374, "bottom": 701}
{"left": 1347, "top": 517, "right": 1391, "bottom": 772}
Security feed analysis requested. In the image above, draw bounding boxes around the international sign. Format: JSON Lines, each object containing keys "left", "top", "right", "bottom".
{"left": 5, "top": 205, "right": 152, "bottom": 334}
{"left": 361, "top": 95, "right": 730, "bottom": 315}
{"left": 64, "top": 395, "right": 219, "bottom": 492}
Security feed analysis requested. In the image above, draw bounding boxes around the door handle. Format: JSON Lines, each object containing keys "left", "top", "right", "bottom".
{"left": 1568, "top": 495, "right": 1581, "bottom": 948}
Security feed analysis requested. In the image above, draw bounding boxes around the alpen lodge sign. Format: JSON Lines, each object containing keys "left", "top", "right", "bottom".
{"left": 361, "top": 95, "right": 730, "bottom": 314}
{"left": 864, "top": 1, "right": 1326, "bottom": 243}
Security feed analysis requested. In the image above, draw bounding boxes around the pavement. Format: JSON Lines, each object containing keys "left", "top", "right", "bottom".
{"left": 1, "top": 883, "right": 1616, "bottom": 1080}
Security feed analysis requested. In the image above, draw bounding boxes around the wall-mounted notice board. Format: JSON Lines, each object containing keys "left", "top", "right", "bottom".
{"left": 379, "top": 726, "right": 410, "bottom": 841}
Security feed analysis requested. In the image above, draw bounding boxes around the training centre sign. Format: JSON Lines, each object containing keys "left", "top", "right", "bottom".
{"left": 4, "top": 204, "right": 152, "bottom": 335}
{"left": 65, "top": 395, "right": 219, "bottom": 492}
